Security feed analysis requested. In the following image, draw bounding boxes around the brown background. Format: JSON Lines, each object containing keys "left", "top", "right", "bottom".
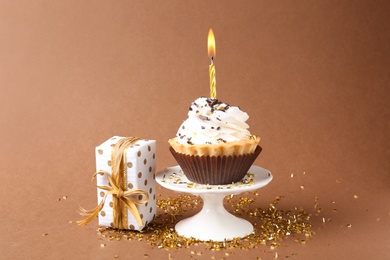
{"left": 1, "top": 0, "right": 389, "bottom": 259}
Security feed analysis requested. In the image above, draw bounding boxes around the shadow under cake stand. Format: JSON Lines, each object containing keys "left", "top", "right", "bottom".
{"left": 156, "top": 165, "right": 273, "bottom": 241}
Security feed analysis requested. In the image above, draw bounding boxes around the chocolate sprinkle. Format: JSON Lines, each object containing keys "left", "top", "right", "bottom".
{"left": 199, "top": 115, "right": 210, "bottom": 121}
{"left": 187, "top": 137, "right": 193, "bottom": 145}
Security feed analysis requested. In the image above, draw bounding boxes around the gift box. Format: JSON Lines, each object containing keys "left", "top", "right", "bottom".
{"left": 78, "top": 136, "right": 156, "bottom": 230}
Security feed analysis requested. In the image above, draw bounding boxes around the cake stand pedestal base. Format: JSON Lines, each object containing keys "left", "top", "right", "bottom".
{"left": 156, "top": 165, "right": 272, "bottom": 242}
{"left": 175, "top": 193, "right": 253, "bottom": 241}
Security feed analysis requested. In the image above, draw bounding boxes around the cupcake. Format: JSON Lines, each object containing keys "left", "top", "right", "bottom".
{"left": 168, "top": 97, "right": 261, "bottom": 185}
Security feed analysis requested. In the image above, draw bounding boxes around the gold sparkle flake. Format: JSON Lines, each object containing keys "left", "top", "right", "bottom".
{"left": 95, "top": 194, "right": 314, "bottom": 251}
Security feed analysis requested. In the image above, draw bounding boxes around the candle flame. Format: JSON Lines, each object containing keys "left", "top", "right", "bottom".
{"left": 208, "top": 28, "right": 216, "bottom": 57}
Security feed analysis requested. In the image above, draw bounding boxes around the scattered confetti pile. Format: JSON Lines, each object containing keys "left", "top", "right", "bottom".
{"left": 97, "top": 193, "right": 314, "bottom": 251}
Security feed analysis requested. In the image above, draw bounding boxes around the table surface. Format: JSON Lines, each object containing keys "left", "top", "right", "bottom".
{"left": 1, "top": 1, "right": 389, "bottom": 259}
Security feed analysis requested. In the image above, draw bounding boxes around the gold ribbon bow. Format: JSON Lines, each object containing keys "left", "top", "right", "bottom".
{"left": 77, "top": 137, "right": 149, "bottom": 229}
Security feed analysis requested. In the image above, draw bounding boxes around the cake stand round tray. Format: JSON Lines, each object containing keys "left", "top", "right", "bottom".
{"left": 156, "top": 165, "right": 272, "bottom": 241}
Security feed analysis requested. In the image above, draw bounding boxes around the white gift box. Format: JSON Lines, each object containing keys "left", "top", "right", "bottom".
{"left": 95, "top": 136, "right": 156, "bottom": 230}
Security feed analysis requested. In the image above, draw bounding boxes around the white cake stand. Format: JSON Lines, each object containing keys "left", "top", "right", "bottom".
{"left": 156, "top": 165, "right": 272, "bottom": 241}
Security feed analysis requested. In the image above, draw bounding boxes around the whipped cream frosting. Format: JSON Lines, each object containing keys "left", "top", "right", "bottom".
{"left": 176, "top": 97, "right": 252, "bottom": 145}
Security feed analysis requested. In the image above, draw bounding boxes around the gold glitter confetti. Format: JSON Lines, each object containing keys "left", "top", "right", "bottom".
{"left": 42, "top": 233, "right": 48, "bottom": 236}
{"left": 95, "top": 194, "right": 314, "bottom": 251}
{"left": 347, "top": 224, "right": 352, "bottom": 228}
{"left": 314, "top": 197, "right": 319, "bottom": 208}
{"left": 63, "top": 196, "right": 68, "bottom": 200}
{"left": 100, "top": 244, "right": 106, "bottom": 247}
{"left": 300, "top": 185, "right": 304, "bottom": 190}
{"left": 353, "top": 195, "right": 358, "bottom": 199}
{"left": 162, "top": 171, "right": 255, "bottom": 189}
{"left": 290, "top": 173, "right": 294, "bottom": 178}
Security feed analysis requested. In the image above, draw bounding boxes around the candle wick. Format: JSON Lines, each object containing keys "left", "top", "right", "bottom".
{"left": 210, "top": 56, "right": 214, "bottom": 65}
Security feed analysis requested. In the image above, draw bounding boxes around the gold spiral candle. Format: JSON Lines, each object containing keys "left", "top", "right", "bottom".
{"left": 208, "top": 29, "right": 217, "bottom": 99}
{"left": 209, "top": 57, "right": 216, "bottom": 99}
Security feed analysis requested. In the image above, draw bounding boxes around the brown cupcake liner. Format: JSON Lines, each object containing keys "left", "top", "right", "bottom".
{"left": 169, "top": 146, "right": 262, "bottom": 185}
